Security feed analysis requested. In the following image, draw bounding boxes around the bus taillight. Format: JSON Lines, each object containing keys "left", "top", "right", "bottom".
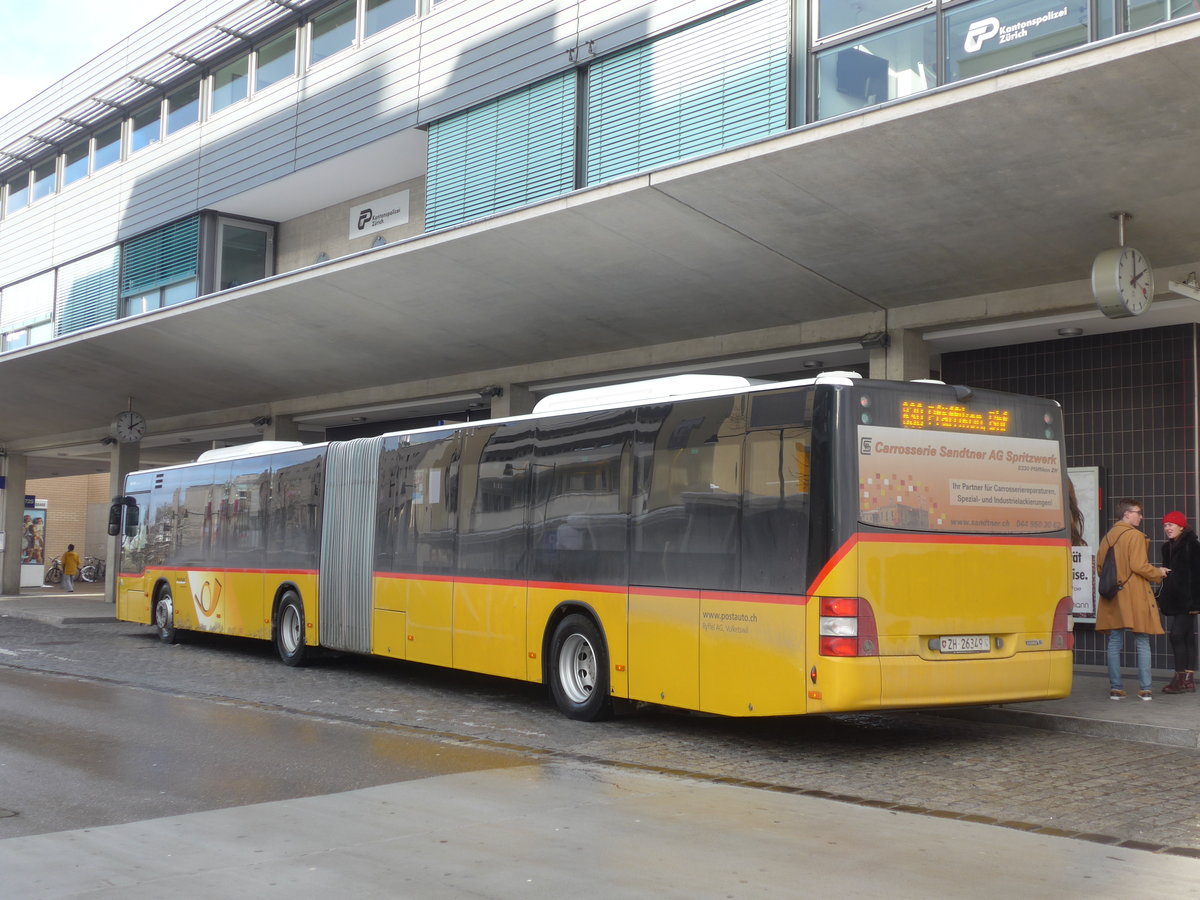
{"left": 819, "top": 597, "right": 879, "bottom": 657}
{"left": 1052, "top": 596, "right": 1074, "bottom": 651}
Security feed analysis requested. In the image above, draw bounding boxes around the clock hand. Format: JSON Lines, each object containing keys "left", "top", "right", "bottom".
{"left": 1130, "top": 267, "right": 1147, "bottom": 285}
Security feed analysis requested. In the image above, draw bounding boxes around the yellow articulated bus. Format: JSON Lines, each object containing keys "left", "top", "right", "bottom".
{"left": 112, "top": 373, "right": 1073, "bottom": 720}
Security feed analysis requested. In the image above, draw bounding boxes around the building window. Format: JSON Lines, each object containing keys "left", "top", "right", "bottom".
{"left": 0, "top": 272, "right": 55, "bottom": 352}
{"left": 943, "top": 0, "right": 1088, "bottom": 84}
{"left": 812, "top": 1, "right": 932, "bottom": 40}
{"left": 1126, "top": 0, "right": 1199, "bottom": 30}
{"left": 56, "top": 246, "right": 120, "bottom": 336}
{"left": 166, "top": 82, "right": 201, "bottom": 134}
{"left": 93, "top": 123, "right": 122, "bottom": 171}
{"left": 130, "top": 103, "right": 163, "bottom": 153}
{"left": 584, "top": 0, "right": 791, "bottom": 186}
{"left": 121, "top": 216, "right": 201, "bottom": 316}
{"left": 426, "top": 72, "right": 577, "bottom": 231}
{"left": 212, "top": 56, "right": 249, "bottom": 113}
{"left": 214, "top": 218, "right": 274, "bottom": 290}
{"left": 5, "top": 174, "right": 29, "bottom": 215}
{"left": 256, "top": 31, "right": 297, "bottom": 90}
{"left": 310, "top": 1, "right": 356, "bottom": 66}
{"left": 31, "top": 161, "right": 57, "bottom": 202}
{"left": 365, "top": 0, "right": 416, "bottom": 37}
{"left": 63, "top": 140, "right": 90, "bottom": 185}
{"left": 814, "top": 15, "right": 936, "bottom": 119}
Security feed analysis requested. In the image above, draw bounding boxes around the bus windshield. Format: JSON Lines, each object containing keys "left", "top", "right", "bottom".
{"left": 853, "top": 383, "right": 1065, "bottom": 535}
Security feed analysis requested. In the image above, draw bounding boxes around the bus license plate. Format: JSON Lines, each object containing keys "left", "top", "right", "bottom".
{"left": 939, "top": 635, "right": 990, "bottom": 654}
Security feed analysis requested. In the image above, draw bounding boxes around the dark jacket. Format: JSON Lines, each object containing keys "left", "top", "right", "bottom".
{"left": 1159, "top": 527, "right": 1200, "bottom": 616}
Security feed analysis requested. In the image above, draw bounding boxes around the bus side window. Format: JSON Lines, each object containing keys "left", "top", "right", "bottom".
{"left": 124, "top": 499, "right": 141, "bottom": 537}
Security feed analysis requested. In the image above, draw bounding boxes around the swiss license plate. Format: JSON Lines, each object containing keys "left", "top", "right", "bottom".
{"left": 939, "top": 634, "right": 991, "bottom": 654}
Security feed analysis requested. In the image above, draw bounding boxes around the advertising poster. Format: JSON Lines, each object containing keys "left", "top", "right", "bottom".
{"left": 1068, "top": 466, "right": 1101, "bottom": 621}
{"left": 858, "top": 425, "right": 1063, "bottom": 533}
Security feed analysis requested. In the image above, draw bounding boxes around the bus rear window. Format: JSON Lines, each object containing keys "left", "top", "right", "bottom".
{"left": 853, "top": 384, "right": 1065, "bottom": 535}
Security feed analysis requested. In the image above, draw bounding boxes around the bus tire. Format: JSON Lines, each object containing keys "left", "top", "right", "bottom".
{"left": 274, "top": 592, "right": 309, "bottom": 667}
{"left": 154, "top": 587, "right": 177, "bottom": 644}
{"left": 549, "top": 614, "right": 613, "bottom": 721}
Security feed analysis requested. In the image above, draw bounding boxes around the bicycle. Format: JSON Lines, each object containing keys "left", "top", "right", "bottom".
{"left": 44, "top": 557, "right": 62, "bottom": 585}
{"left": 80, "top": 556, "right": 107, "bottom": 583}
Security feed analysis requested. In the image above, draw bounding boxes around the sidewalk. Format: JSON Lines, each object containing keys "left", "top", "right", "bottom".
{"left": 1, "top": 587, "right": 1198, "bottom": 749}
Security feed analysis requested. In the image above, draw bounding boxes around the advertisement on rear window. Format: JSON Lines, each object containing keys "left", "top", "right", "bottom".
{"left": 858, "top": 425, "right": 1063, "bottom": 533}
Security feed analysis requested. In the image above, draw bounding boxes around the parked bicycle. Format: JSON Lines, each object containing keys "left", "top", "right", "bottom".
{"left": 43, "top": 557, "right": 62, "bottom": 585}
{"left": 80, "top": 555, "right": 106, "bottom": 583}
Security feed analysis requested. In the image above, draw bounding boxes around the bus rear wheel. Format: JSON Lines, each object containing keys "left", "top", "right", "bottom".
{"left": 549, "top": 614, "right": 613, "bottom": 721}
{"left": 154, "top": 587, "right": 177, "bottom": 644}
{"left": 274, "top": 592, "right": 309, "bottom": 667}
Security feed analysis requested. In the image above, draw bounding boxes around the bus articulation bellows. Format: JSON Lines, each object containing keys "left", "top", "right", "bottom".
{"left": 111, "top": 373, "right": 1073, "bottom": 720}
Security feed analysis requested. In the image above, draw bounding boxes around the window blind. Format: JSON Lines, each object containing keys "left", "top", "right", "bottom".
{"left": 585, "top": 0, "right": 790, "bottom": 186}
{"left": 121, "top": 215, "right": 201, "bottom": 297}
{"left": 56, "top": 246, "right": 120, "bottom": 336}
{"left": 426, "top": 71, "right": 577, "bottom": 231}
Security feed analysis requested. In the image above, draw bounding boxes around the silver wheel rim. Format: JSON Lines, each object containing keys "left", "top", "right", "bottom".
{"left": 155, "top": 594, "right": 173, "bottom": 631}
{"left": 557, "top": 632, "right": 597, "bottom": 705}
{"left": 280, "top": 603, "right": 302, "bottom": 655}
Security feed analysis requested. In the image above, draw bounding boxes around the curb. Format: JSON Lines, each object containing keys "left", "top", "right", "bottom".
{"left": 930, "top": 705, "right": 1200, "bottom": 750}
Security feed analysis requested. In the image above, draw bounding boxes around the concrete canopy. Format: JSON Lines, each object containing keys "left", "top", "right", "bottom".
{"left": 5, "top": 21, "right": 1200, "bottom": 477}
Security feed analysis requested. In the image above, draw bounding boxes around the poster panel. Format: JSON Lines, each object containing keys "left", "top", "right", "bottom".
{"left": 858, "top": 425, "right": 1063, "bottom": 532}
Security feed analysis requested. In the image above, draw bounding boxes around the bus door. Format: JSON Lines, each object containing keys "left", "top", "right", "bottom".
{"left": 113, "top": 489, "right": 151, "bottom": 623}
{"left": 453, "top": 422, "right": 533, "bottom": 680}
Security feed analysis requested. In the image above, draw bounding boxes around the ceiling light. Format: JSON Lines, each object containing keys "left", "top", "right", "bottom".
{"left": 1057, "top": 327, "right": 1083, "bottom": 337}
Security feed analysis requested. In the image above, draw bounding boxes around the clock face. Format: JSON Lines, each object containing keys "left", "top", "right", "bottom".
{"left": 112, "top": 411, "right": 146, "bottom": 443}
{"left": 1116, "top": 247, "right": 1153, "bottom": 314}
{"left": 1092, "top": 246, "right": 1154, "bottom": 318}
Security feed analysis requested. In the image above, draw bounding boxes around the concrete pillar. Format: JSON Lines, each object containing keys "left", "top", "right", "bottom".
{"left": 868, "top": 329, "right": 933, "bottom": 382}
{"left": 1, "top": 453, "right": 27, "bottom": 596}
{"left": 105, "top": 442, "right": 141, "bottom": 603}
{"left": 489, "top": 384, "right": 535, "bottom": 418}
{"left": 261, "top": 414, "right": 301, "bottom": 442}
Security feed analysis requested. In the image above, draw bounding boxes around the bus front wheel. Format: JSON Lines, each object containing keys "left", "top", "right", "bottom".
{"left": 154, "top": 587, "right": 177, "bottom": 644}
{"left": 549, "top": 614, "right": 613, "bottom": 721}
{"left": 274, "top": 592, "right": 309, "bottom": 667}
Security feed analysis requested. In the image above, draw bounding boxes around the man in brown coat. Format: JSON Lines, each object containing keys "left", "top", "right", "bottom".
{"left": 1096, "top": 498, "right": 1167, "bottom": 699}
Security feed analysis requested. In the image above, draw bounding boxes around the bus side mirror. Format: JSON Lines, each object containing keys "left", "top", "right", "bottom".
{"left": 107, "top": 498, "right": 124, "bottom": 537}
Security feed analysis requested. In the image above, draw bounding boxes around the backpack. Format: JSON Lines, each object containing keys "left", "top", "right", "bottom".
{"left": 1098, "top": 532, "right": 1131, "bottom": 601}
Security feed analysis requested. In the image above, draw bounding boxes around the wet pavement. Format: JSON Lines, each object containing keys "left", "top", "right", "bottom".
{"left": 3, "top": 585, "right": 1197, "bottom": 751}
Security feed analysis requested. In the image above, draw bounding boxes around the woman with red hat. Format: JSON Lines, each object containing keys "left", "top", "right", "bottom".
{"left": 1159, "top": 510, "right": 1200, "bottom": 693}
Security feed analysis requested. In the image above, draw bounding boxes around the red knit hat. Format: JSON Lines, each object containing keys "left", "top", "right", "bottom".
{"left": 1163, "top": 511, "right": 1188, "bottom": 528}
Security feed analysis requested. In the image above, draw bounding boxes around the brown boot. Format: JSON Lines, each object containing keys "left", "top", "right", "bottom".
{"left": 1162, "top": 672, "right": 1188, "bottom": 694}
{"left": 1187, "top": 671, "right": 1196, "bottom": 693}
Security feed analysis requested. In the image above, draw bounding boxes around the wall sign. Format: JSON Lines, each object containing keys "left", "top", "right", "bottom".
{"left": 349, "top": 190, "right": 410, "bottom": 240}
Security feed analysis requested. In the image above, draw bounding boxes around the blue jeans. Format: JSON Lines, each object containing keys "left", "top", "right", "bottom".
{"left": 1106, "top": 628, "right": 1152, "bottom": 691}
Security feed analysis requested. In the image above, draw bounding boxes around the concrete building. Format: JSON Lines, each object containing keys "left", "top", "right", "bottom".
{"left": 2, "top": 0, "right": 1200, "bottom": 666}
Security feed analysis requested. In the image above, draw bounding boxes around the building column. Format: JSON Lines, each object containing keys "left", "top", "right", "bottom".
{"left": 106, "top": 442, "right": 141, "bottom": 603}
{"left": 1, "top": 452, "right": 27, "bottom": 596}
{"left": 489, "top": 384, "right": 535, "bottom": 418}
{"left": 260, "top": 414, "right": 301, "bottom": 442}
{"left": 868, "top": 329, "right": 933, "bottom": 382}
